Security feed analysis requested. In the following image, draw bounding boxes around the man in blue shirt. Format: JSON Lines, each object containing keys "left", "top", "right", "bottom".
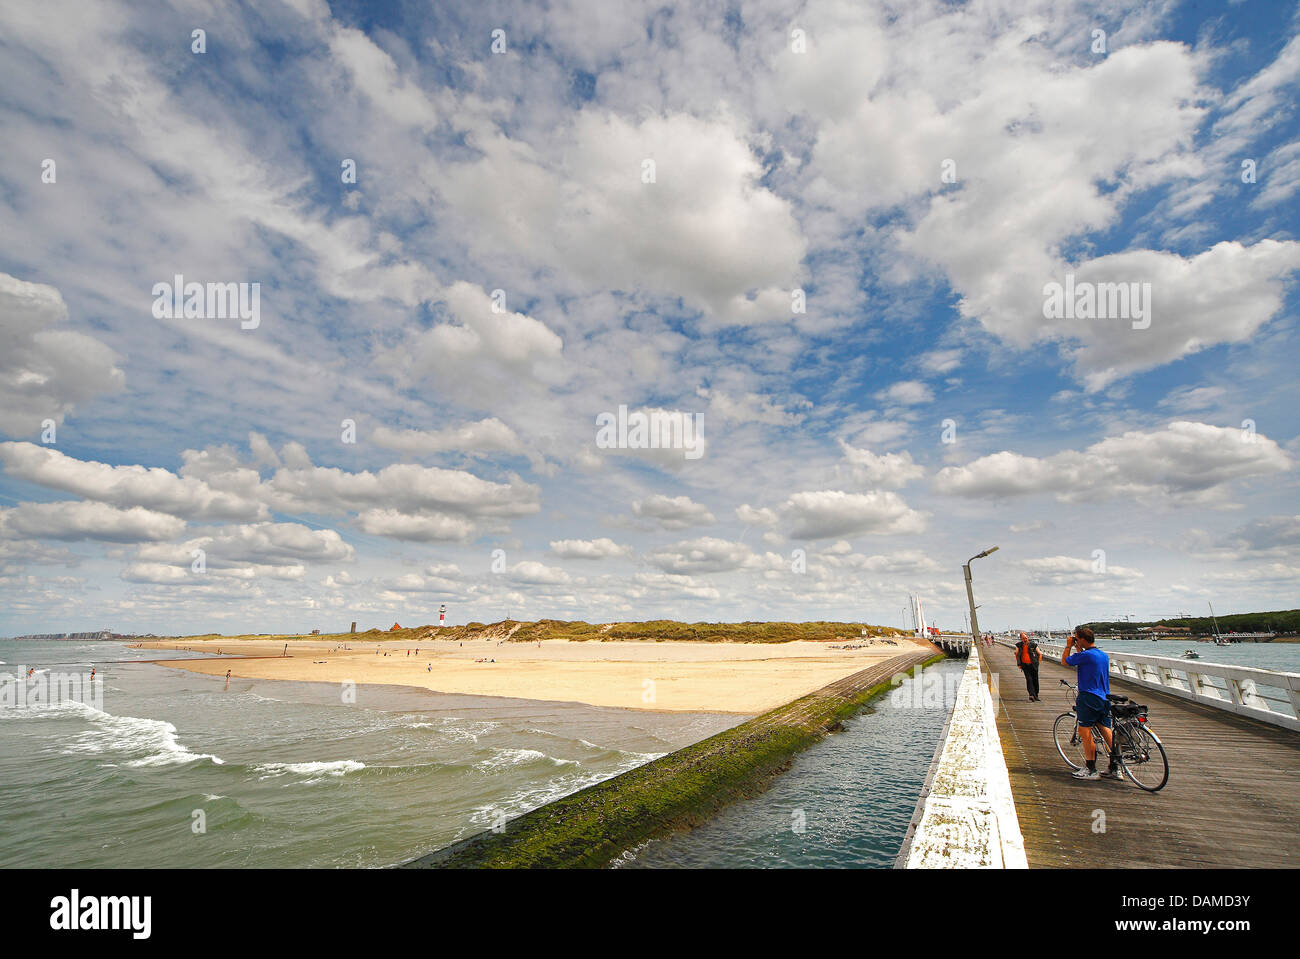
{"left": 1063, "top": 627, "right": 1120, "bottom": 780}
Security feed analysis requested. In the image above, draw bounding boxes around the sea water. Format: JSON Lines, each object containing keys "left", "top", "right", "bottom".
{"left": 0, "top": 639, "right": 737, "bottom": 868}
{"left": 620, "top": 656, "right": 964, "bottom": 868}
{"left": 8, "top": 640, "right": 1289, "bottom": 869}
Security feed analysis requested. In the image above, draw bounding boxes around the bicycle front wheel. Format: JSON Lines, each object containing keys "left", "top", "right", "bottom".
{"left": 1054, "top": 712, "right": 1086, "bottom": 769}
{"left": 1118, "top": 724, "right": 1169, "bottom": 792}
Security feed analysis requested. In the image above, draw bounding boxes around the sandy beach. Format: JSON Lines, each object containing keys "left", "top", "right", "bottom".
{"left": 139, "top": 635, "right": 932, "bottom": 713}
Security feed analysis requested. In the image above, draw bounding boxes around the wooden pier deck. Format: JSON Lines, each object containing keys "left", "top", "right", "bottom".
{"left": 980, "top": 643, "right": 1300, "bottom": 868}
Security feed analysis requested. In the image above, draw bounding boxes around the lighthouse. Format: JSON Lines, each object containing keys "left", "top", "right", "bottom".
{"left": 439, "top": 604, "right": 446, "bottom": 627}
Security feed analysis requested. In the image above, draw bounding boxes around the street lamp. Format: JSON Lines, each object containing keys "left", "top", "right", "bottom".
{"left": 964, "top": 546, "right": 999, "bottom": 647}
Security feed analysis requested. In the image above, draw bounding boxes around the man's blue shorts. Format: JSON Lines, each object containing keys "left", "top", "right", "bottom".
{"left": 1076, "top": 691, "right": 1112, "bottom": 728}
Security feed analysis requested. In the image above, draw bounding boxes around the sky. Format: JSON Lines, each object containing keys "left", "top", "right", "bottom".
{"left": 1, "top": 0, "right": 1298, "bottom": 637}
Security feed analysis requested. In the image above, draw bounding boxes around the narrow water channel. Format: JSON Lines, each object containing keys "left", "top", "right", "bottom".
{"left": 618, "top": 656, "right": 964, "bottom": 868}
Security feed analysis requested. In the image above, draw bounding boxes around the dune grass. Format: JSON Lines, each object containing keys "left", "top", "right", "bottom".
{"left": 159, "top": 619, "right": 906, "bottom": 646}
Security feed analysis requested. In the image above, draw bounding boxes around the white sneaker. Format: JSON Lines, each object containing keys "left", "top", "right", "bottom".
{"left": 1072, "top": 767, "right": 1100, "bottom": 780}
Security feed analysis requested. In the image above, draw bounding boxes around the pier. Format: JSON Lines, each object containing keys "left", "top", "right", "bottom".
{"left": 906, "top": 640, "right": 1300, "bottom": 868}
{"left": 932, "top": 633, "right": 973, "bottom": 656}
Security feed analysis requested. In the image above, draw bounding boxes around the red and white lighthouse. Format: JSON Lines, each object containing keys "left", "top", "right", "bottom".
{"left": 439, "top": 604, "right": 446, "bottom": 627}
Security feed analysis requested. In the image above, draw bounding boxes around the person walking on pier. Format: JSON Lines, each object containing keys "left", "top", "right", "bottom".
{"left": 1063, "top": 627, "right": 1120, "bottom": 780}
{"left": 1015, "top": 632, "right": 1042, "bottom": 701}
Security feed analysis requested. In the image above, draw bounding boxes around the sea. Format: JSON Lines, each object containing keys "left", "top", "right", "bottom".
{"left": 1098, "top": 638, "right": 1300, "bottom": 674}
{"left": 0, "top": 638, "right": 734, "bottom": 868}
{"left": 4, "top": 638, "right": 1295, "bottom": 869}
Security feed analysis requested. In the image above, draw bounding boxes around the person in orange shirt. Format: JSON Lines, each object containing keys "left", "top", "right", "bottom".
{"left": 1014, "top": 631, "right": 1042, "bottom": 702}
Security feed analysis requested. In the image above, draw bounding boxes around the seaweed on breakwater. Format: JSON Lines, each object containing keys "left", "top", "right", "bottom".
{"left": 401, "top": 648, "right": 944, "bottom": 869}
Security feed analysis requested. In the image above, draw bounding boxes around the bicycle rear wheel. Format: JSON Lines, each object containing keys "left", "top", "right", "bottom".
{"left": 1118, "top": 723, "right": 1169, "bottom": 792}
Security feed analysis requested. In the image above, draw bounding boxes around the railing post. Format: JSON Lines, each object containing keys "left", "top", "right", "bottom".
{"left": 1227, "top": 677, "right": 1245, "bottom": 706}
{"left": 1238, "top": 678, "right": 1264, "bottom": 710}
{"left": 1286, "top": 685, "right": 1300, "bottom": 722}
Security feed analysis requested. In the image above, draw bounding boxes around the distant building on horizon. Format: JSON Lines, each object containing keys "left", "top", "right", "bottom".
{"left": 12, "top": 629, "right": 115, "bottom": 641}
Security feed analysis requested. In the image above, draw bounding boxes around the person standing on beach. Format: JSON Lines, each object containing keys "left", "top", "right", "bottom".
{"left": 1014, "top": 632, "right": 1042, "bottom": 701}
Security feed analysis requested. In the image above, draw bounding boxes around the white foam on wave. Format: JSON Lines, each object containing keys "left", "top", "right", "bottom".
{"left": 469, "top": 748, "right": 665, "bottom": 827}
{"left": 473, "top": 747, "right": 580, "bottom": 773}
{"left": 578, "top": 738, "right": 666, "bottom": 762}
{"left": 254, "top": 759, "right": 365, "bottom": 779}
{"left": 425, "top": 717, "right": 500, "bottom": 745}
{"left": 0, "top": 698, "right": 99, "bottom": 721}
{"left": 61, "top": 706, "right": 225, "bottom": 767}
{"left": 609, "top": 839, "right": 652, "bottom": 869}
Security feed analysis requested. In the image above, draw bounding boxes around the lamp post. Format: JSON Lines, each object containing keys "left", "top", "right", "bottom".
{"left": 964, "top": 546, "right": 999, "bottom": 648}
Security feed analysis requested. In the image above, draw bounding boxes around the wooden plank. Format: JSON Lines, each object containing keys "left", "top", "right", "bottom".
{"left": 981, "top": 644, "right": 1300, "bottom": 868}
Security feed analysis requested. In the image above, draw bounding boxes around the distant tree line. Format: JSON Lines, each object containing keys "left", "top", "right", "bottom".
{"left": 1082, "top": 609, "right": 1300, "bottom": 636}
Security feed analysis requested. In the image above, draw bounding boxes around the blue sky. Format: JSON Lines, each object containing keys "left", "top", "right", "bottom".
{"left": 1, "top": 0, "right": 1298, "bottom": 636}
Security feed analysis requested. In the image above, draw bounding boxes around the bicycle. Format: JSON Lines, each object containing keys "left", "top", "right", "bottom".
{"left": 1052, "top": 679, "right": 1169, "bottom": 791}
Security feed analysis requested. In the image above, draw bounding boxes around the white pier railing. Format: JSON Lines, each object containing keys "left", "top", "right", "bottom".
{"left": 995, "top": 638, "right": 1300, "bottom": 733}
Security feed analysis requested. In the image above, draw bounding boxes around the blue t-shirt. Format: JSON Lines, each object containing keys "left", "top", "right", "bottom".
{"left": 1066, "top": 646, "right": 1110, "bottom": 699}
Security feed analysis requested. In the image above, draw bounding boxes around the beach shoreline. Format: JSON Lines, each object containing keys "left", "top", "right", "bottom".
{"left": 138, "top": 632, "right": 933, "bottom": 714}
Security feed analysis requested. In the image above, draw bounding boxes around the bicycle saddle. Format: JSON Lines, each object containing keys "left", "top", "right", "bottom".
{"left": 1106, "top": 694, "right": 1129, "bottom": 703}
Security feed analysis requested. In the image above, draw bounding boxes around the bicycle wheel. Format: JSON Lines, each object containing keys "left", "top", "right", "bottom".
{"left": 1054, "top": 712, "right": 1086, "bottom": 769}
{"left": 1118, "top": 723, "right": 1169, "bottom": 792}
